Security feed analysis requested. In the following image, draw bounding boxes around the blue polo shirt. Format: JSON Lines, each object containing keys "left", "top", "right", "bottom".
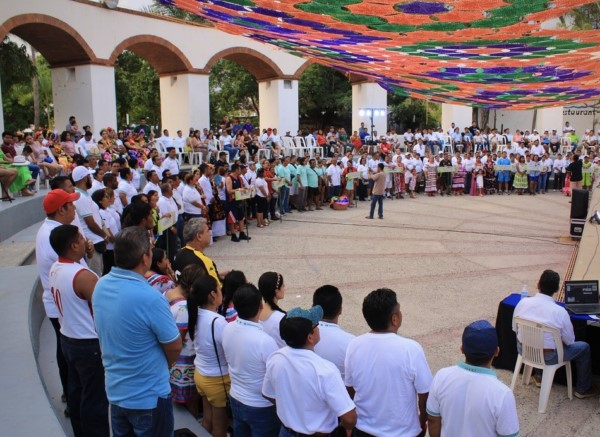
{"left": 92, "top": 267, "right": 180, "bottom": 409}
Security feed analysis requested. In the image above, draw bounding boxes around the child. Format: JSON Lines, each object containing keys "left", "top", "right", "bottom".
{"left": 476, "top": 168, "right": 484, "bottom": 196}
{"left": 582, "top": 155, "right": 592, "bottom": 191}
{"left": 405, "top": 164, "right": 417, "bottom": 198}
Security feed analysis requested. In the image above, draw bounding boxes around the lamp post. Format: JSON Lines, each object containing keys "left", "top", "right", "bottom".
{"left": 358, "top": 107, "right": 386, "bottom": 144}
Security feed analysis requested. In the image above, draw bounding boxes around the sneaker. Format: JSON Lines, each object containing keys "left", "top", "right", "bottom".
{"left": 574, "top": 386, "right": 600, "bottom": 399}
{"left": 532, "top": 374, "right": 542, "bottom": 388}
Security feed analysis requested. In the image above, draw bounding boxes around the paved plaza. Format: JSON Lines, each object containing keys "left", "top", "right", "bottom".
{"left": 206, "top": 192, "right": 600, "bottom": 436}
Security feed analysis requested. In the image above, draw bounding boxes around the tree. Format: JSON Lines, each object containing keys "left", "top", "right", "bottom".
{"left": 299, "top": 63, "right": 351, "bottom": 131}
{"left": 559, "top": 3, "right": 600, "bottom": 29}
{"left": 388, "top": 94, "right": 441, "bottom": 132}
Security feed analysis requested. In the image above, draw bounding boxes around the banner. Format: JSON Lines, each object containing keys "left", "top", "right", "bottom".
{"left": 436, "top": 166, "right": 457, "bottom": 174}
{"left": 272, "top": 180, "right": 286, "bottom": 190}
{"left": 345, "top": 171, "right": 362, "bottom": 179}
{"left": 157, "top": 215, "right": 175, "bottom": 234}
{"left": 235, "top": 189, "right": 253, "bottom": 200}
{"left": 383, "top": 167, "right": 404, "bottom": 174}
{"left": 494, "top": 165, "right": 515, "bottom": 172}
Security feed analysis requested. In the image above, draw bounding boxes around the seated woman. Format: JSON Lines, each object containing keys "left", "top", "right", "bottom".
{"left": 59, "top": 131, "right": 77, "bottom": 157}
{"left": 97, "top": 128, "right": 118, "bottom": 161}
{"left": 22, "top": 145, "right": 62, "bottom": 179}
{"left": 0, "top": 148, "right": 35, "bottom": 196}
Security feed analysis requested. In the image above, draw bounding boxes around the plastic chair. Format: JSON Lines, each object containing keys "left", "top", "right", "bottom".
{"left": 282, "top": 137, "right": 295, "bottom": 157}
{"left": 510, "top": 317, "right": 572, "bottom": 413}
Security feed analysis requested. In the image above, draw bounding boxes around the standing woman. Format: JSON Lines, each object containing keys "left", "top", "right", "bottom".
{"left": 183, "top": 172, "right": 207, "bottom": 222}
{"left": 483, "top": 158, "right": 497, "bottom": 195}
{"left": 452, "top": 156, "right": 466, "bottom": 195}
{"left": 253, "top": 168, "right": 269, "bottom": 228}
{"left": 342, "top": 159, "right": 357, "bottom": 205}
{"left": 393, "top": 156, "right": 406, "bottom": 199}
{"left": 424, "top": 156, "right": 437, "bottom": 197}
{"left": 164, "top": 264, "right": 206, "bottom": 418}
{"left": 513, "top": 155, "right": 528, "bottom": 195}
{"left": 356, "top": 156, "right": 369, "bottom": 201}
{"left": 188, "top": 275, "right": 230, "bottom": 437}
{"left": 527, "top": 154, "right": 541, "bottom": 195}
{"left": 91, "top": 188, "right": 118, "bottom": 275}
{"left": 258, "top": 272, "right": 287, "bottom": 348}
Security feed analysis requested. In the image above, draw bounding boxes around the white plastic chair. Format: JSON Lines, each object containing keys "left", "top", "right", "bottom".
{"left": 511, "top": 317, "right": 572, "bottom": 413}
{"left": 282, "top": 137, "right": 295, "bottom": 157}
{"left": 188, "top": 151, "right": 203, "bottom": 166}
{"left": 442, "top": 135, "right": 454, "bottom": 154}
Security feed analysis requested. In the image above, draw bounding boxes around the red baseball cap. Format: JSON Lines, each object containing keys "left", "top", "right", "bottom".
{"left": 43, "top": 189, "right": 80, "bottom": 214}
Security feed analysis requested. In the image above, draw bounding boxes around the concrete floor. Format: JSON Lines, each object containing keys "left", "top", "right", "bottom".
{"left": 205, "top": 191, "right": 600, "bottom": 437}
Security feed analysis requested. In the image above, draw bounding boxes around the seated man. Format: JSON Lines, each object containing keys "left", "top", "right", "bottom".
{"left": 427, "top": 320, "right": 519, "bottom": 437}
{"left": 513, "top": 269, "right": 599, "bottom": 399}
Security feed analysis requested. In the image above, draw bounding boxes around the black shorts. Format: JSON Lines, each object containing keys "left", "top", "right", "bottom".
{"left": 227, "top": 201, "right": 245, "bottom": 223}
{"left": 308, "top": 187, "right": 319, "bottom": 197}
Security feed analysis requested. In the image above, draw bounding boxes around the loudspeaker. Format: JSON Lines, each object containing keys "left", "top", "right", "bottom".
{"left": 570, "top": 218, "right": 586, "bottom": 238}
{"left": 570, "top": 189, "right": 589, "bottom": 219}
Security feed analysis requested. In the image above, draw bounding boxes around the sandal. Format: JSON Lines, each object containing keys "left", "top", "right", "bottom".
{"left": 257, "top": 224, "right": 264, "bottom": 228}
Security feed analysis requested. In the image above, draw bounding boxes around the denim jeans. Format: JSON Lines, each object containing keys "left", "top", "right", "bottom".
{"left": 369, "top": 194, "right": 383, "bottom": 218}
{"left": 230, "top": 396, "right": 280, "bottom": 437}
{"left": 60, "top": 336, "right": 109, "bottom": 437}
{"left": 537, "top": 173, "right": 548, "bottom": 193}
{"left": 279, "top": 186, "right": 290, "bottom": 213}
{"left": 28, "top": 164, "right": 40, "bottom": 180}
{"left": 111, "top": 396, "right": 174, "bottom": 437}
{"left": 224, "top": 145, "right": 240, "bottom": 161}
{"left": 517, "top": 341, "right": 592, "bottom": 393}
{"left": 329, "top": 185, "right": 341, "bottom": 199}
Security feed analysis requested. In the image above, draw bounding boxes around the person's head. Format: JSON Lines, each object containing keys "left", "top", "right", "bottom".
{"left": 461, "top": 320, "right": 499, "bottom": 366}
{"left": 147, "top": 190, "right": 159, "bottom": 208}
{"left": 187, "top": 275, "right": 221, "bottom": 340}
{"left": 221, "top": 270, "right": 247, "bottom": 315}
{"left": 175, "top": 264, "right": 205, "bottom": 296}
{"left": 43, "top": 189, "right": 79, "bottom": 223}
{"left": 150, "top": 247, "right": 171, "bottom": 275}
{"left": 71, "top": 166, "right": 94, "bottom": 189}
{"left": 121, "top": 201, "right": 152, "bottom": 229}
{"left": 49, "top": 176, "right": 74, "bottom": 193}
{"left": 119, "top": 167, "right": 131, "bottom": 181}
{"left": 182, "top": 217, "right": 211, "bottom": 248}
{"left": 279, "top": 306, "right": 323, "bottom": 348}
{"left": 91, "top": 188, "right": 111, "bottom": 210}
{"left": 362, "top": 288, "right": 401, "bottom": 332}
{"left": 538, "top": 269, "right": 560, "bottom": 297}
{"left": 49, "top": 224, "right": 85, "bottom": 260}
{"left": 232, "top": 283, "right": 263, "bottom": 320}
{"left": 114, "top": 226, "right": 152, "bottom": 270}
{"left": 102, "top": 172, "right": 117, "bottom": 190}
{"left": 258, "top": 271, "right": 286, "bottom": 312}
{"left": 313, "top": 285, "right": 343, "bottom": 320}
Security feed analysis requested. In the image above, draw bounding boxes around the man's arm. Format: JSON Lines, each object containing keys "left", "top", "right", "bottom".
{"left": 418, "top": 392, "right": 429, "bottom": 435}
{"left": 83, "top": 216, "right": 107, "bottom": 239}
{"left": 162, "top": 337, "right": 183, "bottom": 367}
{"left": 339, "top": 408, "right": 357, "bottom": 436}
{"left": 73, "top": 269, "right": 98, "bottom": 302}
{"left": 428, "top": 415, "right": 441, "bottom": 437}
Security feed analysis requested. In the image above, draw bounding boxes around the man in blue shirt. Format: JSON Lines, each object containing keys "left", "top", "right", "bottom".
{"left": 93, "top": 226, "right": 182, "bottom": 436}
{"left": 496, "top": 151, "right": 512, "bottom": 195}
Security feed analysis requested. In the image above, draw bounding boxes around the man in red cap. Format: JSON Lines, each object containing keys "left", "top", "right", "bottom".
{"left": 35, "top": 189, "right": 93, "bottom": 415}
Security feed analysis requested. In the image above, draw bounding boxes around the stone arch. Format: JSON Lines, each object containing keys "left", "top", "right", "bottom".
{"left": 109, "top": 35, "right": 193, "bottom": 75}
{"left": 0, "top": 14, "right": 97, "bottom": 67}
{"left": 292, "top": 60, "right": 314, "bottom": 79}
{"left": 204, "top": 47, "right": 285, "bottom": 81}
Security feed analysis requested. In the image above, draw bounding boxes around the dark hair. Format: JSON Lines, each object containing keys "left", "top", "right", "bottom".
{"left": 539, "top": 270, "right": 560, "bottom": 296}
{"left": 378, "top": 163, "right": 385, "bottom": 170}
{"left": 313, "top": 285, "right": 342, "bottom": 320}
{"left": 49, "top": 224, "right": 80, "bottom": 257}
{"left": 176, "top": 264, "right": 205, "bottom": 292}
{"left": 91, "top": 188, "right": 108, "bottom": 209}
{"left": 122, "top": 201, "right": 152, "bottom": 228}
{"left": 131, "top": 193, "right": 148, "bottom": 204}
{"left": 2, "top": 131, "right": 14, "bottom": 137}
{"left": 280, "top": 317, "right": 313, "bottom": 348}
{"left": 60, "top": 131, "right": 70, "bottom": 142}
{"left": 128, "top": 157, "right": 138, "bottom": 169}
{"left": 233, "top": 283, "right": 262, "bottom": 320}
{"left": 23, "top": 145, "right": 33, "bottom": 154}
{"left": 118, "top": 168, "right": 131, "bottom": 180}
{"left": 49, "top": 176, "right": 71, "bottom": 190}
{"left": 102, "top": 172, "right": 116, "bottom": 186}
{"left": 114, "top": 227, "right": 151, "bottom": 270}
{"left": 256, "top": 168, "right": 265, "bottom": 178}
{"left": 219, "top": 270, "right": 247, "bottom": 317}
{"left": 151, "top": 248, "right": 168, "bottom": 274}
{"left": 258, "top": 272, "right": 286, "bottom": 314}
{"left": 362, "top": 288, "right": 398, "bottom": 331}
{"left": 187, "top": 275, "right": 219, "bottom": 341}
{"left": 146, "top": 170, "right": 156, "bottom": 180}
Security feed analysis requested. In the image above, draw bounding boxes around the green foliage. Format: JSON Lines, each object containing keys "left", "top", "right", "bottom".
{"left": 559, "top": 3, "right": 600, "bottom": 30}
{"left": 143, "top": 1, "right": 207, "bottom": 23}
{"left": 114, "top": 51, "right": 160, "bottom": 129}
{"left": 209, "top": 59, "right": 258, "bottom": 128}
{"left": 388, "top": 96, "right": 440, "bottom": 131}
{"left": 298, "top": 63, "right": 351, "bottom": 130}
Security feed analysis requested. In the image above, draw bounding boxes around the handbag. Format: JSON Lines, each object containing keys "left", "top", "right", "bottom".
{"left": 211, "top": 317, "right": 233, "bottom": 419}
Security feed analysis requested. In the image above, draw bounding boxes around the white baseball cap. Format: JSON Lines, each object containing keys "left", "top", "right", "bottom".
{"left": 72, "top": 166, "right": 95, "bottom": 182}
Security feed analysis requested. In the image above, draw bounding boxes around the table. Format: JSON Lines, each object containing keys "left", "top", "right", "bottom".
{"left": 493, "top": 293, "right": 600, "bottom": 383}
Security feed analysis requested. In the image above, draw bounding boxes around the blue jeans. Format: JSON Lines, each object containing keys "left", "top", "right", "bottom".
{"left": 28, "top": 164, "right": 40, "bottom": 180}
{"left": 538, "top": 173, "right": 548, "bottom": 192}
{"left": 279, "top": 186, "right": 290, "bottom": 213}
{"left": 369, "top": 194, "right": 383, "bottom": 218}
{"left": 224, "top": 145, "right": 239, "bottom": 161}
{"left": 230, "top": 396, "right": 280, "bottom": 437}
{"left": 517, "top": 341, "right": 592, "bottom": 393}
{"left": 329, "top": 185, "right": 341, "bottom": 199}
{"left": 60, "top": 336, "right": 109, "bottom": 437}
{"left": 111, "top": 396, "right": 174, "bottom": 437}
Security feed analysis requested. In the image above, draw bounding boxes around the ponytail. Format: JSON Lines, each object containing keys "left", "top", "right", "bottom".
{"left": 258, "top": 271, "right": 286, "bottom": 314}
{"left": 187, "top": 275, "right": 219, "bottom": 341}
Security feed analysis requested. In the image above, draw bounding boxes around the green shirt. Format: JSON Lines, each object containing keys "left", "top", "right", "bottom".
{"left": 275, "top": 164, "right": 291, "bottom": 182}
{"left": 307, "top": 166, "right": 319, "bottom": 188}
{"left": 297, "top": 164, "right": 308, "bottom": 187}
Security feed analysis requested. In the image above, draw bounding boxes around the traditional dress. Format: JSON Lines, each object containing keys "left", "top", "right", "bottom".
{"left": 452, "top": 164, "right": 466, "bottom": 193}
{"left": 470, "top": 164, "right": 484, "bottom": 196}
{"left": 513, "top": 162, "right": 528, "bottom": 190}
{"left": 394, "top": 163, "right": 406, "bottom": 195}
{"left": 0, "top": 149, "right": 33, "bottom": 192}
{"left": 484, "top": 161, "right": 497, "bottom": 195}
{"left": 424, "top": 162, "right": 437, "bottom": 193}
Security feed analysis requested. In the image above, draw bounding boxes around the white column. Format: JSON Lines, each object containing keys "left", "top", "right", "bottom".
{"left": 258, "top": 79, "right": 298, "bottom": 135}
{"left": 352, "top": 82, "right": 387, "bottom": 136}
{"left": 160, "top": 73, "right": 210, "bottom": 133}
{"left": 441, "top": 104, "right": 473, "bottom": 132}
{"left": 535, "top": 107, "right": 563, "bottom": 132}
{"left": 51, "top": 64, "right": 117, "bottom": 133}
{"left": 0, "top": 80, "right": 4, "bottom": 133}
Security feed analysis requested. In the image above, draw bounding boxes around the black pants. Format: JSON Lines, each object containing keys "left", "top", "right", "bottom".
{"left": 554, "top": 172, "right": 565, "bottom": 190}
{"left": 60, "top": 336, "right": 109, "bottom": 437}
{"left": 463, "top": 171, "right": 472, "bottom": 194}
{"left": 358, "top": 180, "right": 368, "bottom": 200}
{"left": 49, "top": 318, "right": 69, "bottom": 398}
{"left": 102, "top": 250, "right": 114, "bottom": 276}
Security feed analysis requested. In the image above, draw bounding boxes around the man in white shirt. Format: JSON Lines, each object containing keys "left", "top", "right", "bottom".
{"left": 530, "top": 140, "right": 545, "bottom": 157}
{"left": 162, "top": 147, "right": 180, "bottom": 177}
{"left": 563, "top": 121, "right": 574, "bottom": 133}
{"left": 173, "top": 130, "right": 186, "bottom": 151}
{"left": 89, "top": 169, "right": 105, "bottom": 195}
{"left": 150, "top": 155, "right": 164, "bottom": 179}
{"left": 326, "top": 156, "right": 342, "bottom": 198}
{"left": 313, "top": 285, "right": 355, "bottom": 380}
{"left": 345, "top": 288, "right": 432, "bottom": 436}
{"left": 222, "top": 284, "right": 280, "bottom": 436}
{"left": 48, "top": 224, "right": 109, "bottom": 436}
{"left": 117, "top": 168, "right": 138, "bottom": 206}
{"left": 156, "top": 183, "right": 179, "bottom": 261}
{"left": 427, "top": 320, "right": 519, "bottom": 437}
{"left": 413, "top": 139, "right": 426, "bottom": 158}
{"left": 76, "top": 131, "right": 96, "bottom": 156}
{"left": 142, "top": 170, "right": 161, "bottom": 195}
{"left": 159, "top": 129, "right": 174, "bottom": 149}
{"left": 513, "top": 270, "right": 598, "bottom": 398}
{"left": 552, "top": 153, "right": 566, "bottom": 190}
{"left": 404, "top": 128, "right": 415, "bottom": 146}
{"left": 262, "top": 306, "right": 357, "bottom": 437}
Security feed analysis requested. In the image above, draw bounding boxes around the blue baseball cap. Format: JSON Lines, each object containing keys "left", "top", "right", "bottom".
{"left": 286, "top": 305, "right": 323, "bottom": 325}
{"left": 462, "top": 320, "right": 498, "bottom": 358}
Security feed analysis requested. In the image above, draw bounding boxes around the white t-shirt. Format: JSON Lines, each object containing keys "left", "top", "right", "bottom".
{"left": 89, "top": 179, "right": 104, "bottom": 195}
{"left": 182, "top": 184, "right": 203, "bottom": 215}
{"left": 345, "top": 332, "right": 432, "bottom": 436}
{"left": 193, "top": 309, "right": 228, "bottom": 376}
{"left": 142, "top": 181, "right": 161, "bottom": 195}
{"left": 199, "top": 175, "right": 214, "bottom": 205}
{"left": 222, "top": 318, "right": 278, "bottom": 408}
{"left": 254, "top": 178, "right": 268, "bottom": 198}
{"left": 263, "top": 347, "right": 355, "bottom": 434}
{"left": 157, "top": 195, "right": 178, "bottom": 223}
{"left": 314, "top": 321, "right": 355, "bottom": 380}
{"left": 117, "top": 179, "right": 138, "bottom": 205}
{"left": 261, "top": 310, "right": 286, "bottom": 348}
{"left": 99, "top": 208, "right": 120, "bottom": 250}
{"left": 426, "top": 362, "right": 519, "bottom": 437}
{"left": 326, "top": 164, "right": 342, "bottom": 186}
{"left": 74, "top": 188, "right": 104, "bottom": 244}
{"left": 163, "top": 156, "right": 180, "bottom": 176}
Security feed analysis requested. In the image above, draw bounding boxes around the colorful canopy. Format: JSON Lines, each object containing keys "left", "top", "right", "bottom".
{"left": 162, "top": 0, "right": 600, "bottom": 109}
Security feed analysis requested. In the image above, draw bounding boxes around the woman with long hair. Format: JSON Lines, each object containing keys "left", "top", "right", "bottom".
{"left": 144, "top": 247, "right": 176, "bottom": 293}
{"left": 164, "top": 264, "right": 206, "bottom": 418}
{"left": 91, "top": 188, "right": 118, "bottom": 275}
{"left": 218, "top": 270, "right": 247, "bottom": 323}
{"left": 257, "top": 271, "right": 287, "bottom": 348}
{"left": 188, "top": 275, "right": 230, "bottom": 437}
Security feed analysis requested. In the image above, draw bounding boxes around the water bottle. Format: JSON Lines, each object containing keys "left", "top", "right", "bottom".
{"left": 520, "top": 284, "right": 528, "bottom": 300}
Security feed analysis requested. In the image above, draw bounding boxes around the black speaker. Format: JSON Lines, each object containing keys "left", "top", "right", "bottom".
{"left": 570, "top": 189, "right": 589, "bottom": 219}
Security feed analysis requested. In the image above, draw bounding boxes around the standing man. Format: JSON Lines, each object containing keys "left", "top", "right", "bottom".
{"left": 222, "top": 284, "right": 280, "bottom": 436}
{"left": 345, "top": 288, "right": 432, "bottom": 436}
{"left": 427, "top": 320, "right": 519, "bottom": 437}
{"left": 513, "top": 270, "right": 599, "bottom": 399}
{"left": 262, "top": 306, "right": 357, "bottom": 437}
{"left": 93, "top": 227, "right": 182, "bottom": 436}
{"left": 48, "top": 224, "right": 109, "bottom": 437}
{"left": 142, "top": 170, "right": 161, "bottom": 195}
{"left": 295, "top": 157, "right": 308, "bottom": 212}
{"left": 313, "top": 285, "right": 355, "bottom": 380}
{"left": 306, "top": 158, "right": 322, "bottom": 210}
{"left": 135, "top": 117, "right": 151, "bottom": 140}
{"left": 326, "top": 156, "right": 342, "bottom": 198}
{"left": 566, "top": 154, "right": 583, "bottom": 191}
{"left": 438, "top": 152, "right": 453, "bottom": 196}
{"left": 163, "top": 147, "right": 180, "bottom": 177}
{"left": 366, "top": 163, "right": 385, "bottom": 220}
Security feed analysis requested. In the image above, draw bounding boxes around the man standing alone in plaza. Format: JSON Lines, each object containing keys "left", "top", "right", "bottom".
{"left": 93, "top": 227, "right": 182, "bottom": 436}
{"left": 366, "top": 163, "right": 386, "bottom": 219}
